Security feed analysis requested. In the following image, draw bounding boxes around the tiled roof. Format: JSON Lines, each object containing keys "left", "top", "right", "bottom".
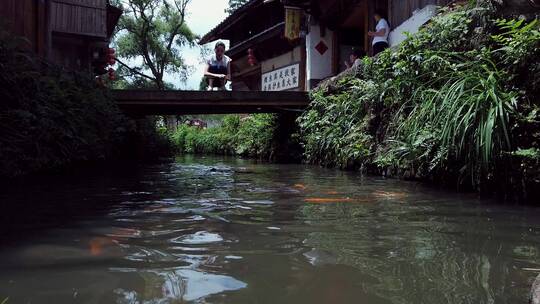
{"left": 198, "top": 0, "right": 264, "bottom": 45}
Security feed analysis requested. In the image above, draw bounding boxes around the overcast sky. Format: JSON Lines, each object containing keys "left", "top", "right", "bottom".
{"left": 171, "top": 0, "right": 230, "bottom": 89}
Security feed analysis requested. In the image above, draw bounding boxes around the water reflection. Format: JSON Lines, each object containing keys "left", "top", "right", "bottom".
{"left": 299, "top": 200, "right": 540, "bottom": 304}
{"left": 114, "top": 268, "right": 247, "bottom": 303}
{"left": 0, "top": 155, "right": 539, "bottom": 304}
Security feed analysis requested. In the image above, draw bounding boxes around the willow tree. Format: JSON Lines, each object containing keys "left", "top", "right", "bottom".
{"left": 226, "top": 0, "right": 250, "bottom": 14}
{"left": 113, "top": 0, "right": 197, "bottom": 90}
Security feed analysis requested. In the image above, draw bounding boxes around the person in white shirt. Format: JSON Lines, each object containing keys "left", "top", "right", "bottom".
{"left": 367, "top": 10, "right": 390, "bottom": 56}
{"left": 204, "top": 41, "right": 232, "bottom": 91}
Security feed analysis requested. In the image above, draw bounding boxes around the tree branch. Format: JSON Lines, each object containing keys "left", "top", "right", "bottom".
{"left": 116, "top": 57, "right": 156, "bottom": 81}
{"left": 159, "top": 0, "right": 191, "bottom": 75}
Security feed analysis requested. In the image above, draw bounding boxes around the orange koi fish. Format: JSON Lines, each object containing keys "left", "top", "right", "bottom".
{"left": 293, "top": 184, "right": 307, "bottom": 190}
{"left": 89, "top": 237, "right": 118, "bottom": 256}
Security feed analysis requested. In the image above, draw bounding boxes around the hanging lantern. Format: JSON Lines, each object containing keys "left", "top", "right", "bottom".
{"left": 108, "top": 56, "right": 116, "bottom": 66}
{"left": 247, "top": 48, "right": 257, "bottom": 66}
{"left": 108, "top": 68, "right": 115, "bottom": 80}
{"left": 106, "top": 48, "right": 116, "bottom": 66}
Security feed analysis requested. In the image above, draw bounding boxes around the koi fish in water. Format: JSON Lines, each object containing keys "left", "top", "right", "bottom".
{"left": 324, "top": 191, "right": 340, "bottom": 195}
{"left": 89, "top": 227, "right": 138, "bottom": 256}
{"left": 293, "top": 184, "right": 307, "bottom": 190}
{"left": 89, "top": 237, "right": 119, "bottom": 256}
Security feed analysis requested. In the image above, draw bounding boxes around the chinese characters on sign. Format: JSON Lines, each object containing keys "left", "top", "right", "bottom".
{"left": 261, "top": 63, "right": 300, "bottom": 91}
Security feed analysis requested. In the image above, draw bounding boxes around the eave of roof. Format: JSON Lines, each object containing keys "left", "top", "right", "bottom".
{"left": 107, "top": 4, "right": 123, "bottom": 39}
{"left": 199, "top": 0, "right": 265, "bottom": 45}
{"left": 225, "top": 22, "right": 285, "bottom": 57}
{"left": 281, "top": 0, "right": 311, "bottom": 9}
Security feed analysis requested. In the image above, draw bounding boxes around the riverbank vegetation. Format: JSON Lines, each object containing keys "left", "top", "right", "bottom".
{"left": 169, "top": 114, "right": 279, "bottom": 159}
{"left": 0, "top": 28, "right": 177, "bottom": 178}
{"left": 0, "top": 30, "right": 134, "bottom": 178}
{"left": 298, "top": 1, "right": 540, "bottom": 200}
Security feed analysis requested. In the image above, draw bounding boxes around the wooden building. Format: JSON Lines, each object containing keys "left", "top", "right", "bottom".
{"left": 0, "top": 0, "right": 122, "bottom": 73}
{"left": 200, "top": 0, "right": 452, "bottom": 91}
{"left": 201, "top": 0, "right": 304, "bottom": 91}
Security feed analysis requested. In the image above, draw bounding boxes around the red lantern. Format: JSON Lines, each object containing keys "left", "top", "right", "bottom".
{"left": 247, "top": 48, "right": 257, "bottom": 66}
{"left": 106, "top": 48, "right": 116, "bottom": 66}
{"left": 108, "top": 68, "right": 115, "bottom": 80}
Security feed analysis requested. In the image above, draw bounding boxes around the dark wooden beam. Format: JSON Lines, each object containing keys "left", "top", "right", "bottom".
{"left": 226, "top": 22, "right": 285, "bottom": 57}
{"left": 112, "top": 90, "right": 309, "bottom": 116}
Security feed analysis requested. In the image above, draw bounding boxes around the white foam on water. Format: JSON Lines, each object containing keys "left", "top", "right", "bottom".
{"left": 243, "top": 200, "right": 274, "bottom": 205}
{"left": 172, "top": 231, "right": 224, "bottom": 245}
{"left": 225, "top": 255, "right": 243, "bottom": 260}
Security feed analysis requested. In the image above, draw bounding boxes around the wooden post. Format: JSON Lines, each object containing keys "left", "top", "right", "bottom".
{"left": 45, "top": 0, "right": 52, "bottom": 60}
{"left": 367, "top": 0, "right": 375, "bottom": 56}
{"left": 363, "top": 0, "right": 369, "bottom": 55}
{"left": 300, "top": 37, "right": 307, "bottom": 91}
{"left": 388, "top": 0, "right": 393, "bottom": 33}
{"left": 36, "top": 0, "right": 47, "bottom": 57}
{"left": 272, "top": 112, "right": 302, "bottom": 162}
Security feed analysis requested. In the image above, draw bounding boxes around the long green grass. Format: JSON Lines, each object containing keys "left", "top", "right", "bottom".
{"left": 390, "top": 52, "right": 517, "bottom": 183}
{"left": 298, "top": 2, "right": 540, "bottom": 197}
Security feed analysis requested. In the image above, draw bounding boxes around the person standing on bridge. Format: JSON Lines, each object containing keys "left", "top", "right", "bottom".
{"left": 204, "top": 41, "right": 232, "bottom": 91}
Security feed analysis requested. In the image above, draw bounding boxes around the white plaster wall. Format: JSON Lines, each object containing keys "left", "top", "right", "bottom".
{"left": 261, "top": 46, "right": 302, "bottom": 74}
{"left": 306, "top": 24, "right": 334, "bottom": 82}
{"left": 388, "top": 5, "right": 438, "bottom": 47}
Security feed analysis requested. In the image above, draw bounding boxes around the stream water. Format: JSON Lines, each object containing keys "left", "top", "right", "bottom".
{"left": 1, "top": 155, "right": 539, "bottom": 304}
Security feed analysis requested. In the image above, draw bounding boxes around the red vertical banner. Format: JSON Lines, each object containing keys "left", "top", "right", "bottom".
{"left": 284, "top": 7, "right": 301, "bottom": 41}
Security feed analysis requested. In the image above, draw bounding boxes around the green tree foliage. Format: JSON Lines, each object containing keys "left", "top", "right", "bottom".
{"left": 113, "top": 0, "right": 197, "bottom": 90}
{"left": 170, "top": 114, "right": 277, "bottom": 158}
{"left": 226, "top": 0, "right": 250, "bottom": 14}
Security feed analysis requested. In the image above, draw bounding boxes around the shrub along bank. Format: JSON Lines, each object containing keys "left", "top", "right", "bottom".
{"left": 297, "top": 1, "right": 540, "bottom": 200}
{"left": 0, "top": 30, "right": 141, "bottom": 178}
{"left": 170, "top": 114, "right": 281, "bottom": 159}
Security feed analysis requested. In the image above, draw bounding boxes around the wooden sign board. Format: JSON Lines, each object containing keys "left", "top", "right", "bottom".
{"left": 261, "top": 63, "right": 300, "bottom": 91}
